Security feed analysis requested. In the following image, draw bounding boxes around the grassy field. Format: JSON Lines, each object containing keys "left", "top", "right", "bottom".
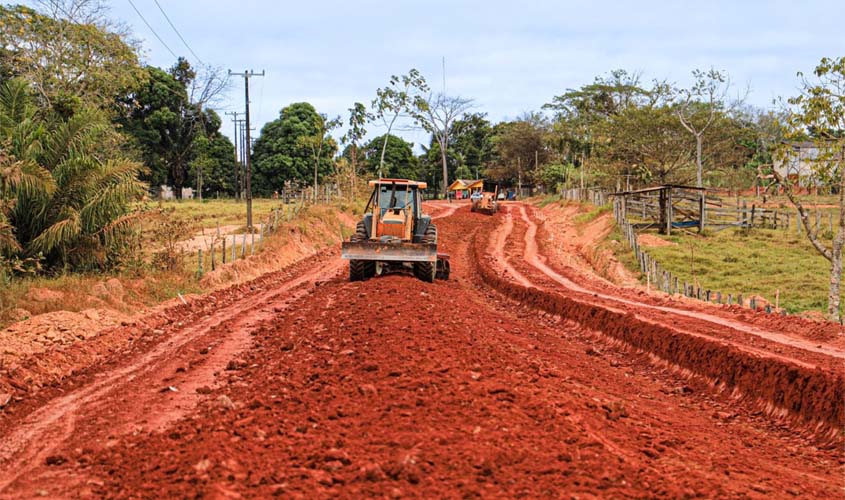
{"left": 0, "top": 198, "right": 362, "bottom": 329}
{"left": 637, "top": 227, "right": 831, "bottom": 314}
{"left": 140, "top": 198, "right": 294, "bottom": 232}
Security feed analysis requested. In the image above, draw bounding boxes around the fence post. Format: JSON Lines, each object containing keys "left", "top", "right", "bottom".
{"left": 211, "top": 241, "right": 216, "bottom": 271}
{"left": 222, "top": 237, "right": 226, "bottom": 264}
{"left": 242, "top": 233, "right": 247, "bottom": 258}
{"left": 251, "top": 229, "right": 255, "bottom": 255}
{"left": 232, "top": 234, "right": 236, "bottom": 261}
{"left": 727, "top": 294, "right": 732, "bottom": 305}
{"left": 197, "top": 249, "right": 203, "bottom": 278}
{"left": 738, "top": 293, "right": 744, "bottom": 307}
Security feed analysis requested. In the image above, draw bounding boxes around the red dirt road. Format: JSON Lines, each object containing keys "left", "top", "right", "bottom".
{"left": 0, "top": 202, "right": 842, "bottom": 499}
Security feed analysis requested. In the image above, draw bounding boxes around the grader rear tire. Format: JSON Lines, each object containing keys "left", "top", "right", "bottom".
{"left": 349, "top": 221, "right": 375, "bottom": 281}
{"left": 413, "top": 224, "right": 437, "bottom": 283}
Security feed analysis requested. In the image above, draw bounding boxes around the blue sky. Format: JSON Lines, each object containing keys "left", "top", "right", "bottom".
{"left": 25, "top": 0, "right": 845, "bottom": 148}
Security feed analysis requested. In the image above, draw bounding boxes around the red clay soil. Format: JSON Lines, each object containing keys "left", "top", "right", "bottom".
{"left": 0, "top": 203, "right": 842, "bottom": 498}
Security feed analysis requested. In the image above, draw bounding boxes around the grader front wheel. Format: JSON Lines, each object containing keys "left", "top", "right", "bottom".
{"left": 349, "top": 221, "right": 375, "bottom": 281}
{"left": 413, "top": 224, "right": 437, "bottom": 283}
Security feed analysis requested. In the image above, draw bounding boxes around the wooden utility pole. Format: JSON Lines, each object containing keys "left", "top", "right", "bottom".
{"left": 228, "top": 69, "right": 265, "bottom": 229}
{"left": 225, "top": 111, "right": 241, "bottom": 200}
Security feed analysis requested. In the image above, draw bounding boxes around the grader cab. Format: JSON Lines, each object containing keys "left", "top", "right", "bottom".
{"left": 341, "top": 179, "right": 450, "bottom": 282}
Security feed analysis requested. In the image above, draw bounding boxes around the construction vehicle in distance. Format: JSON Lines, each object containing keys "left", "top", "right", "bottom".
{"left": 471, "top": 184, "right": 499, "bottom": 215}
{"left": 341, "top": 179, "right": 450, "bottom": 282}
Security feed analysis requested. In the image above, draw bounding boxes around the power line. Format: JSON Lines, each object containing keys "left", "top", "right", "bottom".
{"left": 125, "top": 0, "right": 178, "bottom": 60}
{"left": 151, "top": 0, "right": 204, "bottom": 66}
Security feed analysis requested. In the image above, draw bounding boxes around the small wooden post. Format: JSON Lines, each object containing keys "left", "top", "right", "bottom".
{"left": 750, "top": 204, "right": 756, "bottom": 228}
{"left": 698, "top": 190, "right": 705, "bottom": 233}
{"left": 242, "top": 233, "right": 247, "bottom": 258}
{"left": 259, "top": 223, "right": 264, "bottom": 247}
{"left": 274, "top": 208, "right": 279, "bottom": 230}
{"left": 197, "top": 249, "right": 203, "bottom": 278}
{"left": 210, "top": 241, "right": 216, "bottom": 271}
{"left": 738, "top": 293, "right": 744, "bottom": 307}
{"left": 673, "top": 276, "right": 679, "bottom": 295}
{"left": 232, "top": 234, "right": 236, "bottom": 261}
{"left": 727, "top": 294, "right": 733, "bottom": 305}
{"left": 705, "top": 290, "right": 711, "bottom": 302}
{"left": 775, "top": 289, "right": 780, "bottom": 311}
{"left": 222, "top": 237, "right": 227, "bottom": 264}
{"left": 716, "top": 291, "right": 722, "bottom": 304}
{"left": 250, "top": 229, "right": 255, "bottom": 255}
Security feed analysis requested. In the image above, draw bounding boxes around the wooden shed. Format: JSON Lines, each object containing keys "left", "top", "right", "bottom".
{"left": 447, "top": 179, "right": 483, "bottom": 200}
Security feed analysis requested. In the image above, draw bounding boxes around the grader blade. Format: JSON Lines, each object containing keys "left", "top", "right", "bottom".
{"left": 341, "top": 241, "right": 437, "bottom": 262}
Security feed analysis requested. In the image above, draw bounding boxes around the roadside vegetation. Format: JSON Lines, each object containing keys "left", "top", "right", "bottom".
{"left": 1, "top": 0, "right": 843, "bottom": 324}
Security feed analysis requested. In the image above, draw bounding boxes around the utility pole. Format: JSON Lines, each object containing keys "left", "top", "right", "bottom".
{"left": 225, "top": 111, "right": 241, "bottom": 200}
{"left": 228, "top": 69, "right": 265, "bottom": 229}
{"left": 236, "top": 118, "right": 247, "bottom": 200}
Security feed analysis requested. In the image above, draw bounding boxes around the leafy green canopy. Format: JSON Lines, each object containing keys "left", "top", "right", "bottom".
{"left": 118, "top": 60, "right": 235, "bottom": 195}
{"left": 0, "top": 78, "right": 146, "bottom": 273}
{"left": 252, "top": 102, "right": 337, "bottom": 195}
{"left": 0, "top": 5, "right": 143, "bottom": 117}
{"left": 360, "top": 134, "right": 418, "bottom": 180}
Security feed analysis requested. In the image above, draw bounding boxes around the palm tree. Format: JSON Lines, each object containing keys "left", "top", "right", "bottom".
{"left": 0, "top": 78, "right": 146, "bottom": 272}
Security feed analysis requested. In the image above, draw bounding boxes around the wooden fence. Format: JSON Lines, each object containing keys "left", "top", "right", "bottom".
{"left": 559, "top": 187, "right": 786, "bottom": 313}
{"left": 195, "top": 200, "right": 311, "bottom": 278}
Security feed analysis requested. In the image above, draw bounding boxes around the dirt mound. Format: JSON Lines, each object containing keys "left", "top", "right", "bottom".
{"left": 0, "top": 206, "right": 354, "bottom": 412}
{"left": 474, "top": 229, "right": 844, "bottom": 434}
{"left": 200, "top": 206, "right": 353, "bottom": 289}
{"left": 539, "top": 203, "right": 639, "bottom": 287}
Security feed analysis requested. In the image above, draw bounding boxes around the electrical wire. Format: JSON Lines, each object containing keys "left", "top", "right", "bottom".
{"left": 151, "top": 0, "right": 204, "bottom": 66}
{"left": 125, "top": 0, "right": 178, "bottom": 59}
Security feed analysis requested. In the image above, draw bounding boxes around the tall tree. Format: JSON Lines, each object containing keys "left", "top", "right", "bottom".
{"left": 301, "top": 113, "right": 341, "bottom": 201}
{"left": 361, "top": 134, "right": 419, "bottom": 180}
{"left": 0, "top": 4, "right": 142, "bottom": 117}
{"left": 489, "top": 115, "right": 549, "bottom": 184}
{"left": 252, "top": 102, "right": 337, "bottom": 195}
{"left": 413, "top": 93, "right": 474, "bottom": 196}
{"left": 342, "top": 102, "right": 372, "bottom": 195}
{"left": 776, "top": 56, "right": 845, "bottom": 322}
{"left": 674, "top": 68, "right": 733, "bottom": 189}
{"left": 371, "top": 69, "right": 428, "bottom": 177}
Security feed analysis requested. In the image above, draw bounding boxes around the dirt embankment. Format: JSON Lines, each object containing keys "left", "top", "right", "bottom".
{"left": 0, "top": 205, "right": 355, "bottom": 409}
{"left": 537, "top": 202, "right": 639, "bottom": 287}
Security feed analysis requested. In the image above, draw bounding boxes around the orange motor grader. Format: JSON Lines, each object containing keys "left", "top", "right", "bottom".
{"left": 470, "top": 185, "right": 499, "bottom": 215}
{"left": 341, "top": 179, "right": 450, "bottom": 282}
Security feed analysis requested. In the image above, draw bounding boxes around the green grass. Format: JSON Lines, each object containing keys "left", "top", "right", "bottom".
{"left": 140, "top": 199, "right": 292, "bottom": 231}
{"left": 642, "top": 228, "right": 831, "bottom": 314}
{"left": 574, "top": 204, "right": 612, "bottom": 225}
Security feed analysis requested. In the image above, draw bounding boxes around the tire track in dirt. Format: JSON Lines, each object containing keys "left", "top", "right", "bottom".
{"left": 480, "top": 203, "right": 844, "bottom": 434}
{"left": 68, "top": 204, "right": 843, "bottom": 499}
{"left": 515, "top": 204, "right": 845, "bottom": 361}
{"left": 0, "top": 250, "right": 344, "bottom": 497}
